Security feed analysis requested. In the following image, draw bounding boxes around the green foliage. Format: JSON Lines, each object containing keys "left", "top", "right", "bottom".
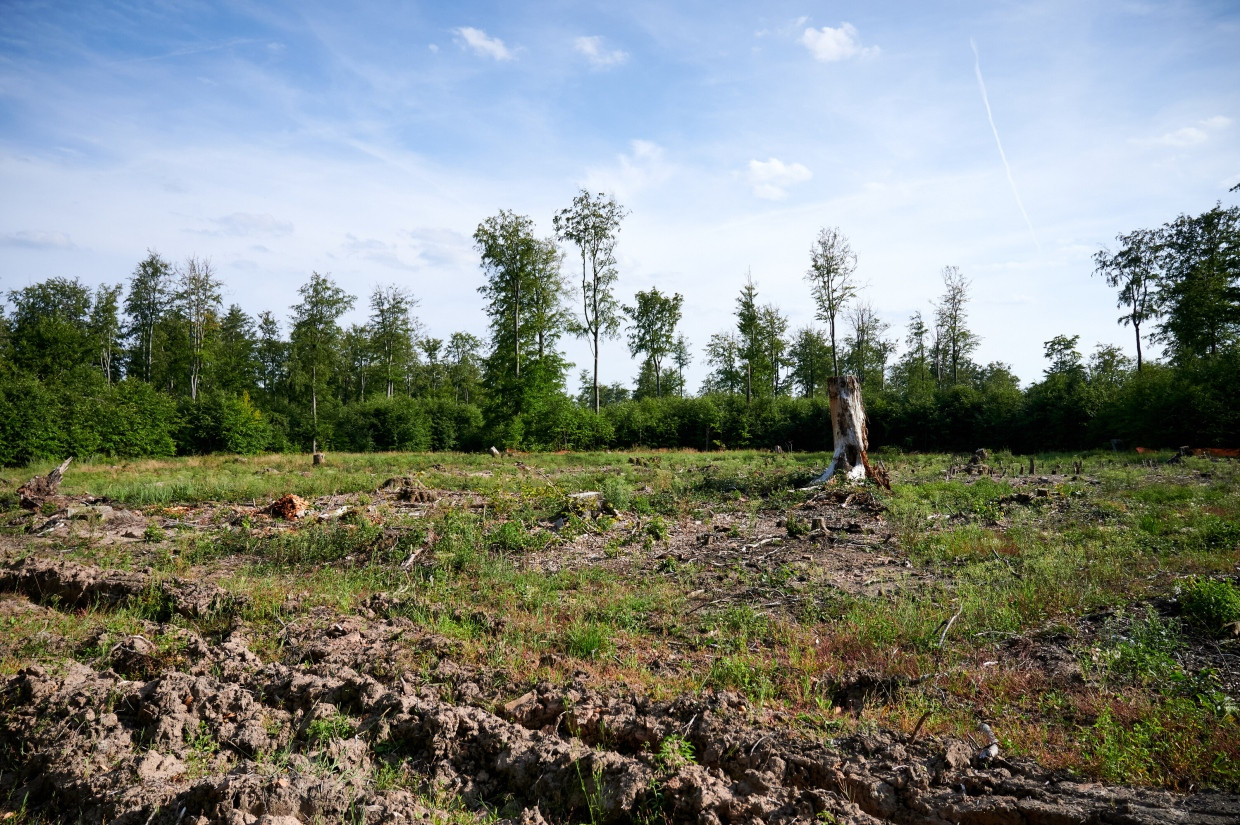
{"left": 1099, "top": 607, "right": 1184, "bottom": 686}
{"left": 177, "top": 391, "right": 272, "bottom": 454}
{"left": 0, "top": 372, "right": 176, "bottom": 466}
{"left": 306, "top": 713, "right": 355, "bottom": 745}
{"left": 600, "top": 475, "right": 632, "bottom": 511}
{"left": 654, "top": 735, "right": 695, "bottom": 771}
{"left": 1180, "top": 578, "right": 1240, "bottom": 632}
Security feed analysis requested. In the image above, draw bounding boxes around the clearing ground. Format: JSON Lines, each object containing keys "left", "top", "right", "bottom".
{"left": 1, "top": 449, "right": 1238, "bottom": 823}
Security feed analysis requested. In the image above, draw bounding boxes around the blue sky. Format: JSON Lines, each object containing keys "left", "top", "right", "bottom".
{"left": 2, "top": 0, "right": 1237, "bottom": 390}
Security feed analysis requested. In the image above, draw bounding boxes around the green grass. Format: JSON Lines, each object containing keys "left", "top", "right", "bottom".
{"left": 3, "top": 448, "right": 1239, "bottom": 792}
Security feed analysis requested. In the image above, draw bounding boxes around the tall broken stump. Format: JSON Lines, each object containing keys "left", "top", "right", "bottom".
{"left": 808, "top": 377, "right": 889, "bottom": 489}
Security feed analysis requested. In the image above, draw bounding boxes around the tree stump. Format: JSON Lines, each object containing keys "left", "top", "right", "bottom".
{"left": 18, "top": 457, "right": 73, "bottom": 510}
{"left": 312, "top": 452, "right": 326, "bottom": 466}
{"left": 808, "top": 377, "right": 889, "bottom": 489}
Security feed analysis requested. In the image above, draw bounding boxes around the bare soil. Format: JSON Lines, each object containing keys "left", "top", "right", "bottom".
{"left": 2, "top": 470, "right": 1238, "bottom": 824}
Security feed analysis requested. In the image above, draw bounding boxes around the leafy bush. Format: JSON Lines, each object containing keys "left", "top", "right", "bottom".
{"left": 177, "top": 391, "right": 272, "bottom": 455}
{"left": 1181, "top": 578, "right": 1240, "bottom": 633}
{"left": 600, "top": 475, "right": 632, "bottom": 511}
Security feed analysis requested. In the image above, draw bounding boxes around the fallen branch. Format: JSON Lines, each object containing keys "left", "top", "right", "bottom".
{"left": 936, "top": 607, "right": 964, "bottom": 648}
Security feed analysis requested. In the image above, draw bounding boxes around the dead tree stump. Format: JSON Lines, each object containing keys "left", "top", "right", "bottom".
{"left": 18, "top": 458, "right": 73, "bottom": 510}
{"left": 808, "top": 377, "right": 890, "bottom": 489}
{"left": 312, "top": 452, "right": 326, "bottom": 466}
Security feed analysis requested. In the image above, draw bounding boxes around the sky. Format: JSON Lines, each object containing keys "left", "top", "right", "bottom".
{"left": 1, "top": 0, "right": 1237, "bottom": 392}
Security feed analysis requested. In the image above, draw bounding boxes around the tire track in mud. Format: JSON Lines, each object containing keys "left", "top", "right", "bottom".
{"left": 3, "top": 557, "right": 1239, "bottom": 824}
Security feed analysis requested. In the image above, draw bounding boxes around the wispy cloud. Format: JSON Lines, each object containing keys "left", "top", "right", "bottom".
{"left": 746, "top": 158, "right": 812, "bottom": 200}
{"left": 574, "top": 36, "right": 628, "bottom": 69}
{"left": 340, "top": 233, "right": 417, "bottom": 271}
{"left": 971, "top": 39, "right": 1038, "bottom": 248}
{"left": 584, "top": 140, "right": 672, "bottom": 200}
{"left": 195, "top": 212, "right": 294, "bottom": 238}
{"left": 800, "top": 23, "right": 878, "bottom": 62}
{"left": 1140, "top": 115, "right": 1232, "bottom": 147}
{"left": 454, "top": 27, "right": 513, "bottom": 61}
{"left": 0, "top": 230, "right": 75, "bottom": 249}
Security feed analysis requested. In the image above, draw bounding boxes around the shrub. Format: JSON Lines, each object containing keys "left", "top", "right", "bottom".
{"left": 177, "top": 391, "right": 271, "bottom": 455}
{"left": 1181, "top": 578, "right": 1240, "bottom": 633}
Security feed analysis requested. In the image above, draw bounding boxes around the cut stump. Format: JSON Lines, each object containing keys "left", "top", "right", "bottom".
{"left": 807, "top": 377, "right": 889, "bottom": 490}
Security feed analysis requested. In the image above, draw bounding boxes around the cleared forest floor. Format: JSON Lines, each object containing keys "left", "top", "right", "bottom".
{"left": 2, "top": 448, "right": 1238, "bottom": 824}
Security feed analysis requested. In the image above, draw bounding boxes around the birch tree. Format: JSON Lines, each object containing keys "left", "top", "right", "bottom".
{"left": 178, "top": 256, "right": 223, "bottom": 400}
{"left": 554, "top": 189, "right": 626, "bottom": 413}
{"left": 623, "top": 288, "right": 683, "bottom": 398}
{"left": 805, "top": 227, "right": 857, "bottom": 376}
{"left": 125, "top": 251, "right": 174, "bottom": 383}
{"left": 290, "top": 272, "right": 355, "bottom": 446}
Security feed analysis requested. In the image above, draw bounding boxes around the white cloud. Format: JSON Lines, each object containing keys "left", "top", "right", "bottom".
{"left": 746, "top": 158, "right": 812, "bottom": 200}
{"left": 574, "top": 36, "right": 628, "bottom": 69}
{"left": 454, "top": 27, "right": 512, "bottom": 61}
{"left": 1143, "top": 115, "right": 1231, "bottom": 147}
{"left": 583, "top": 139, "right": 672, "bottom": 200}
{"left": 340, "top": 233, "right": 417, "bottom": 271}
{"left": 197, "top": 212, "right": 294, "bottom": 237}
{"left": 800, "top": 23, "right": 878, "bottom": 62}
{"left": 0, "top": 230, "right": 75, "bottom": 249}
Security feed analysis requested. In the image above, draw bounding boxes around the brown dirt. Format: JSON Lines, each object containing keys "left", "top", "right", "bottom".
{"left": 3, "top": 471, "right": 1239, "bottom": 824}
{"left": 2, "top": 553, "right": 1238, "bottom": 823}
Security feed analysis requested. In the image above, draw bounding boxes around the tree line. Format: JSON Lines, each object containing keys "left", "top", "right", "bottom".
{"left": 1, "top": 191, "right": 1236, "bottom": 466}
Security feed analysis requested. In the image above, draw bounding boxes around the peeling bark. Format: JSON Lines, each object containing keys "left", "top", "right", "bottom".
{"left": 809, "top": 377, "right": 889, "bottom": 489}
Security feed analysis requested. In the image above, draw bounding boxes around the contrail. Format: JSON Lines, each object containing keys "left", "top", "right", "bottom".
{"left": 971, "top": 39, "right": 1039, "bottom": 249}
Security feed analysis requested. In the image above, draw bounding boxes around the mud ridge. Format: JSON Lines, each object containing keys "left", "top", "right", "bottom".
{"left": 4, "top": 622, "right": 1239, "bottom": 825}
{"left": 0, "top": 556, "right": 244, "bottom": 620}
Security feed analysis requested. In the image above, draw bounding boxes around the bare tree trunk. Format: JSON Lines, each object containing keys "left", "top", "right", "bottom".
{"left": 807, "top": 376, "right": 889, "bottom": 489}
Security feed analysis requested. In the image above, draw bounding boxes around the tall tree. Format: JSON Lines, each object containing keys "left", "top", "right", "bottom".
{"left": 215, "top": 304, "right": 260, "bottom": 395}
{"left": 341, "top": 323, "right": 372, "bottom": 402}
{"left": 554, "top": 189, "right": 627, "bottom": 413}
{"left": 290, "top": 272, "right": 355, "bottom": 447}
{"left": 368, "top": 284, "right": 419, "bottom": 398}
{"left": 843, "top": 301, "right": 893, "bottom": 388}
{"left": 623, "top": 287, "right": 684, "bottom": 398}
{"left": 420, "top": 337, "right": 445, "bottom": 394}
{"left": 805, "top": 227, "right": 858, "bottom": 376}
{"left": 256, "top": 311, "right": 288, "bottom": 398}
{"left": 672, "top": 334, "right": 692, "bottom": 397}
{"left": 735, "top": 274, "right": 762, "bottom": 402}
{"left": 7, "top": 277, "right": 94, "bottom": 379}
{"left": 1093, "top": 228, "right": 1160, "bottom": 371}
{"left": 933, "top": 266, "right": 979, "bottom": 385}
{"left": 177, "top": 256, "right": 223, "bottom": 400}
{"left": 789, "top": 326, "right": 830, "bottom": 398}
{"left": 757, "top": 304, "right": 790, "bottom": 396}
{"left": 89, "top": 284, "right": 124, "bottom": 385}
{"left": 475, "top": 210, "right": 570, "bottom": 423}
{"left": 702, "top": 331, "right": 743, "bottom": 396}
{"left": 446, "top": 332, "right": 483, "bottom": 404}
{"left": 124, "top": 251, "right": 174, "bottom": 383}
{"left": 1155, "top": 204, "right": 1240, "bottom": 361}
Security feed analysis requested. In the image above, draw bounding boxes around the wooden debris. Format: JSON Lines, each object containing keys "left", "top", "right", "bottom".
{"left": 18, "top": 458, "right": 73, "bottom": 510}
{"left": 269, "top": 494, "right": 309, "bottom": 520}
